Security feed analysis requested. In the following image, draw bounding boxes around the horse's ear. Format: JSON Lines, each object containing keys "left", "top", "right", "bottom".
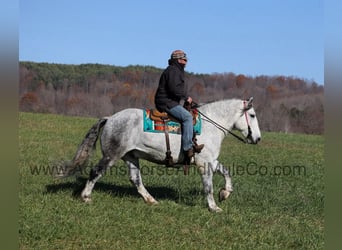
{"left": 247, "top": 97, "right": 253, "bottom": 109}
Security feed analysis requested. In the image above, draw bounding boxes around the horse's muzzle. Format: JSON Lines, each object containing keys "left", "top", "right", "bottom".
{"left": 246, "top": 136, "right": 261, "bottom": 144}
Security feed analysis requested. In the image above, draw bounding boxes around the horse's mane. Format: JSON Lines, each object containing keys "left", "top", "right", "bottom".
{"left": 198, "top": 98, "right": 242, "bottom": 110}
{"left": 197, "top": 98, "right": 246, "bottom": 123}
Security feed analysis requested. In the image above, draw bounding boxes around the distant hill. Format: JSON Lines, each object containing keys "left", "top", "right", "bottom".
{"left": 19, "top": 61, "right": 323, "bottom": 134}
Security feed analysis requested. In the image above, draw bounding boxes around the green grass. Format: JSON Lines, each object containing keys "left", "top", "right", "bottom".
{"left": 19, "top": 112, "right": 324, "bottom": 249}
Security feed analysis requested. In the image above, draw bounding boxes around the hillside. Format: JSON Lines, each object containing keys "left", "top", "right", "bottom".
{"left": 19, "top": 61, "right": 324, "bottom": 134}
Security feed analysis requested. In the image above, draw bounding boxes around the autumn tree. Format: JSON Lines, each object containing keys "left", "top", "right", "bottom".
{"left": 19, "top": 61, "right": 324, "bottom": 134}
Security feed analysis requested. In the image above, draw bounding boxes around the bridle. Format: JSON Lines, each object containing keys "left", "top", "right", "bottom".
{"left": 194, "top": 101, "right": 252, "bottom": 144}
{"left": 243, "top": 100, "right": 252, "bottom": 141}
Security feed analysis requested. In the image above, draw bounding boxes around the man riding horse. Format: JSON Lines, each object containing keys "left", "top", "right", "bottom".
{"left": 57, "top": 49, "right": 261, "bottom": 212}
{"left": 154, "top": 50, "right": 204, "bottom": 159}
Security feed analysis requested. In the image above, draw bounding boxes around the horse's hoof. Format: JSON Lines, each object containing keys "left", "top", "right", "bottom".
{"left": 82, "top": 195, "right": 92, "bottom": 203}
{"left": 219, "top": 188, "right": 231, "bottom": 202}
{"left": 145, "top": 197, "right": 159, "bottom": 205}
{"left": 209, "top": 206, "right": 223, "bottom": 213}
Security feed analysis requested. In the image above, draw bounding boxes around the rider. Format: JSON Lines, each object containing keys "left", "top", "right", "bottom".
{"left": 154, "top": 50, "right": 204, "bottom": 158}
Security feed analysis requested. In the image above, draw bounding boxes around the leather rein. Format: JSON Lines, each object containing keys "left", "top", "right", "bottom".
{"left": 193, "top": 101, "right": 251, "bottom": 144}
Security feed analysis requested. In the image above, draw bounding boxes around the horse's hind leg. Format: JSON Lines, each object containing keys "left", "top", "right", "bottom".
{"left": 123, "top": 154, "right": 158, "bottom": 205}
{"left": 81, "top": 156, "right": 114, "bottom": 202}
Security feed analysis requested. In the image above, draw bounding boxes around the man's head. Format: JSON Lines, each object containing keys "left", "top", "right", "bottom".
{"left": 170, "top": 50, "right": 188, "bottom": 67}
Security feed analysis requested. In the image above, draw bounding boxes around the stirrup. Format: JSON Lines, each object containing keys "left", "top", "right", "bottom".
{"left": 165, "top": 150, "right": 174, "bottom": 167}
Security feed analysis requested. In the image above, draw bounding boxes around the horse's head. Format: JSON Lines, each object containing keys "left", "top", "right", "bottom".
{"left": 233, "top": 97, "right": 261, "bottom": 144}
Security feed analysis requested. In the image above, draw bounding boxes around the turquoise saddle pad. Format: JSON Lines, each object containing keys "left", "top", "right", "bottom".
{"left": 143, "top": 109, "right": 202, "bottom": 135}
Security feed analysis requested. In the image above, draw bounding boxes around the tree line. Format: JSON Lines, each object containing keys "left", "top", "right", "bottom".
{"left": 19, "top": 61, "right": 324, "bottom": 134}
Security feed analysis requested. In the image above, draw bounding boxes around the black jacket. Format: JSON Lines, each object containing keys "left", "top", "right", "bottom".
{"left": 154, "top": 60, "right": 188, "bottom": 112}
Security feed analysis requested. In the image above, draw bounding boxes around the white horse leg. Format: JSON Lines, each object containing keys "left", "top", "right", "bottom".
{"left": 81, "top": 156, "right": 114, "bottom": 202}
{"left": 123, "top": 154, "right": 158, "bottom": 205}
{"left": 212, "top": 160, "right": 233, "bottom": 202}
{"left": 200, "top": 162, "right": 222, "bottom": 212}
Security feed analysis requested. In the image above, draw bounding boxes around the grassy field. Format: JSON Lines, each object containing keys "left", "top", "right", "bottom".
{"left": 19, "top": 112, "right": 324, "bottom": 249}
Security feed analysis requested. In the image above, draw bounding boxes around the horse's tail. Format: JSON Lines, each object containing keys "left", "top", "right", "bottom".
{"left": 54, "top": 118, "right": 108, "bottom": 178}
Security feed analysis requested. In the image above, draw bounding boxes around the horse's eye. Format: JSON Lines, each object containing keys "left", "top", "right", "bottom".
{"left": 250, "top": 114, "right": 255, "bottom": 118}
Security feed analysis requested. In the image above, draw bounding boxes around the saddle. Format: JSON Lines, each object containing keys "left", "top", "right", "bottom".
{"left": 150, "top": 109, "right": 176, "bottom": 122}
{"left": 150, "top": 109, "right": 197, "bottom": 125}
{"left": 149, "top": 108, "right": 199, "bottom": 175}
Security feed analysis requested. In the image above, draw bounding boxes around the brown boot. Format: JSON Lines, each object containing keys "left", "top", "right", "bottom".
{"left": 193, "top": 144, "right": 204, "bottom": 153}
{"left": 186, "top": 148, "right": 194, "bottom": 158}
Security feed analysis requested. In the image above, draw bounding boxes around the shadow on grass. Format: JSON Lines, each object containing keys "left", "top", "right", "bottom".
{"left": 44, "top": 177, "right": 196, "bottom": 205}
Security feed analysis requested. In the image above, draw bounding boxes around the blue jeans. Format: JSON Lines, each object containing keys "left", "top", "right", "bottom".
{"left": 167, "top": 105, "right": 193, "bottom": 151}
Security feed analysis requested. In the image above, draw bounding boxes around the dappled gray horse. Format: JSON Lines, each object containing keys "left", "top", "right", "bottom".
{"left": 58, "top": 97, "right": 261, "bottom": 212}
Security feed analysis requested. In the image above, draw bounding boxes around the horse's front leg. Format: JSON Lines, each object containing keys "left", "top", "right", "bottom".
{"left": 200, "top": 162, "right": 223, "bottom": 212}
{"left": 213, "top": 160, "right": 233, "bottom": 202}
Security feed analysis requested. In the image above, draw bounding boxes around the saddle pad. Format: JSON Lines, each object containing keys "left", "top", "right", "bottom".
{"left": 143, "top": 109, "right": 202, "bottom": 135}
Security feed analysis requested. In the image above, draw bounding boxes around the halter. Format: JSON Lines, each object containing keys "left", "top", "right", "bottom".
{"left": 243, "top": 100, "right": 252, "bottom": 140}
{"left": 194, "top": 100, "right": 252, "bottom": 144}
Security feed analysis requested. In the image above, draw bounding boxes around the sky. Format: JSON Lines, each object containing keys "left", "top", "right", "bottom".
{"left": 19, "top": 0, "right": 324, "bottom": 84}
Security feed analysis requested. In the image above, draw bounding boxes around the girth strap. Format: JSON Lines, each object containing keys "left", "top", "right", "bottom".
{"left": 162, "top": 118, "right": 173, "bottom": 167}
